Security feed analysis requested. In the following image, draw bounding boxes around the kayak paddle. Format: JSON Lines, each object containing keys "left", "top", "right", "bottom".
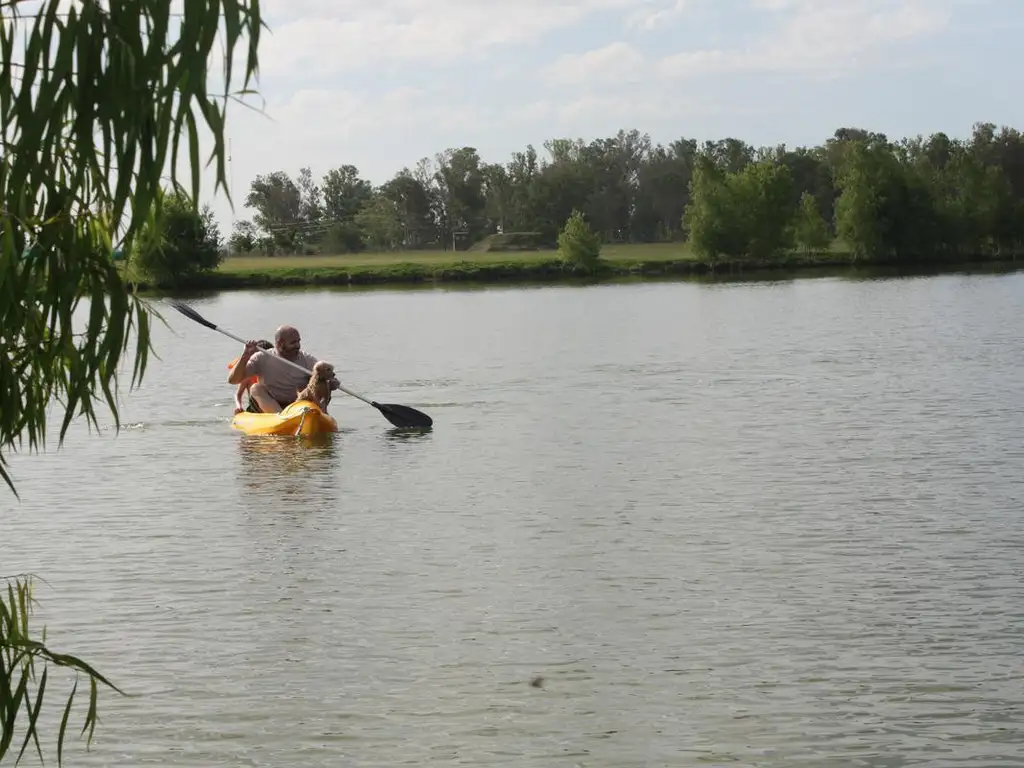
{"left": 164, "top": 299, "right": 433, "bottom": 429}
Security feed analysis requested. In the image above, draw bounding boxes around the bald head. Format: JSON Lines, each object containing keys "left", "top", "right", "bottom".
{"left": 275, "top": 325, "right": 298, "bottom": 342}
{"left": 274, "top": 325, "right": 302, "bottom": 360}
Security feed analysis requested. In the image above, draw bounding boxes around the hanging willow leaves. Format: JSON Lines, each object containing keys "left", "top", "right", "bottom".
{"left": 1, "top": 0, "right": 264, "bottom": 763}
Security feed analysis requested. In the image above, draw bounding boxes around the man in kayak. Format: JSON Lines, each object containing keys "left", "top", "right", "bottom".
{"left": 228, "top": 325, "right": 335, "bottom": 413}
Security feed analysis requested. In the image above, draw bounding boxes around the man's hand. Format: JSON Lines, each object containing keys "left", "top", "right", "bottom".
{"left": 229, "top": 340, "right": 262, "bottom": 385}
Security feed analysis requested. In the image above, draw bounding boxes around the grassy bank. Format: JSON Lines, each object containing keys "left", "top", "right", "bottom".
{"left": 127, "top": 242, "right": 1024, "bottom": 293}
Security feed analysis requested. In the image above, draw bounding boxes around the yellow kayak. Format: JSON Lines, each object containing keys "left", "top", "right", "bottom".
{"left": 231, "top": 399, "right": 339, "bottom": 437}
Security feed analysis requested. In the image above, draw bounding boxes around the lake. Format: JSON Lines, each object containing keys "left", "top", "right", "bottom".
{"left": 5, "top": 270, "right": 1024, "bottom": 766}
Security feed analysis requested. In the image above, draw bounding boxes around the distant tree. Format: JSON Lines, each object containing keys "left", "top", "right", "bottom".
{"left": 433, "top": 147, "right": 487, "bottom": 244}
{"left": 205, "top": 122, "right": 1024, "bottom": 260}
{"left": 380, "top": 171, "right": 436, "bottom": 248}
{"left": 320, "top": 223, "right": 366, "bottom": 254}
{"left": 321, "top": 165, "right": 373, "bottom": 223}
{"left": 481, "top": 162, "right": 512, "bottom": 233}
{"left": 732, "top": 159, "right": 795, "bottom": 260}
{"left": 935, "top": 150, "right": 1014, "bottom": 255}
{"left": 634, "top": 139, "right": 697, "bottom": 242}
{"left": 355, "top": 194, "right": 404, "bottom": 251}
{"left": 557, "top": 209, "right": 602, "bottom": 270}
{"left": 792, "top": 191, "right": 832, "bottom": 253}
{"left": 245, "top": 171, "right": 302, "bottom": 249}
{"left": 132, "top": 190, "right": 224, "bottom": 286}
{"left": 296, "top": 167, "right": 323, "bottom": 223}
{"left": 684, "top": 158, "right": 745, "bottom": 263}
{"left": 685, "top": 157, "right": 795, "bottom": 261}
{"left": 833, "top": 145, "right": 890, "bottom": 260}
{"left": 832, "top": 140, "right": 940, "bottom": 260}
{"left": 228, "top": 220, "right": 260, "bottom": 253}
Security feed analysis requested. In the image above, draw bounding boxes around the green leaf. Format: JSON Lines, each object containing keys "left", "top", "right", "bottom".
{"left": 57, "top": 678, "right": 77, "bottom": 766}
{"left": 186, "top": 108, "right": 201, "bottom": 206}
{"left": 16, "top": 664, "right": 46, "bottom": 765}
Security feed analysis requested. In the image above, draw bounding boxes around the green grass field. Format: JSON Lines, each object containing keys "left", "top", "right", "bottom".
{"left": 136, "top": 238, "right": 1011, "bottom": 292}
{"left": 123, "top": 240, "right": 881, "bottom": 291}
{"left": 123, "top": 237, "right": 1019, "bottom": 291}
{"left": 216, "top": 242, "right": 697, "bottom": 273}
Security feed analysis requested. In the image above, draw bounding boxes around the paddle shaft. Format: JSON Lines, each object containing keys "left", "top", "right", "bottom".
{"left": 219, "top": 326, "right": 376, "bottom": 407}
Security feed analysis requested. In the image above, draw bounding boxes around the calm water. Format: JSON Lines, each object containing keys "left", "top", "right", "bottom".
{"left": 5, "top": 272, "right": 1024, "bottom": 767}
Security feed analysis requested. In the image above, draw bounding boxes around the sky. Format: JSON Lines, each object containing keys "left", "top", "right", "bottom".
{"left": 191, "top": 0, "right": 1022, "bottom": 234}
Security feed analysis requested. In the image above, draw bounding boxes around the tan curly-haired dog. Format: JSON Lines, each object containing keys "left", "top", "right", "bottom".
{"left": 296, "top": 360, "right": 336, "bottom": 412}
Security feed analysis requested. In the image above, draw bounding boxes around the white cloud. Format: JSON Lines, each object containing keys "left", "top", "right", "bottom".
{"left": 527, "top": 91, "right": 773, "bottom": 132}
{"left": 626, "top": 0, "right": 693, "bottom": 31}
{"left": 539, "top": 0, "right": 953, "bottom": 105}
{"left": 543, "top": 42, "right": 647, "bottom": 86}
{"left": 659, "top": 0, "right": 952, "bottom": 78}
{"left": 750, "top": 0, "right": 802, "bottom": 9}
{"left": 255, "top": 0, "right": 638, "bottom": 77}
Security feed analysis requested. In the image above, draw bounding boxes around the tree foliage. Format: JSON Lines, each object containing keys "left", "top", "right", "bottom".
{"left": 234, "top": 124, "right": 1024, "bottom": 262}
{"left": 793, "top": 192, "right": 832, "bottom": 253}
{"left": 683, "top": 158, "right": 748, "bottom": 262}
{"left": 686, "top": 157, "right": 795, "bottom": 262}
{"left": 228, "top": 219, "right": 259, "bottom": 252}
{"left": 0, "top": 0, "right": 263, "bottom": 762}
{"left": 354, "top": 193, "right": 402, "bottom": 251}
{"left": 1, "top": 575, "right": 124, "bottom": 765}
{"left": 556, "top": 209, "right": 602, "bottom": 270}
{"left": 132, "top": 189, "right": 224, "bottom": 287}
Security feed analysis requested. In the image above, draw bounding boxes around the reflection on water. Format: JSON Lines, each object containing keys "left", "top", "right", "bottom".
{"left": 384, "top": 426, "right": 434, "bottom": 442}
{"left": 236, "top": 432, "right": 339, "bottom": 463}
{"left": 235, "top": 434, "right": 343, "bottom": 510}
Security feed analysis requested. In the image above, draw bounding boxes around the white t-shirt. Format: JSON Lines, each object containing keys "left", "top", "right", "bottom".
{"left": 244, "top": 349, "right": 319, "bottom": 405}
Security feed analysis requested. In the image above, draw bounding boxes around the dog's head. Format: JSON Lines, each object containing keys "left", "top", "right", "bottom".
{"left": 312, "top": 360, "right": 335, "bottom": 381}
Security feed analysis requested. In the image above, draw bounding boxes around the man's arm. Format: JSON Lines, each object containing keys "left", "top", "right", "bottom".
{"left": 228, "top": 340, "right": 262, "bottom": 384}
{"left": 233, "top": 382, "right": 247, "bottom": 414}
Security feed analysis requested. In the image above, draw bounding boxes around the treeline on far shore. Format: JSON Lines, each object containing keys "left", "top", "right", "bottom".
{"left": 224, "top": 121, "right": 1024, "bottom": 264}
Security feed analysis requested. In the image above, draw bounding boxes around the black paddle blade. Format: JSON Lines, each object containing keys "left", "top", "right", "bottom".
{"left": 165, "top": 299, "right": 219, "bottom": 331}
{"left": 374, "top": 402, "right": 433, "bottom": 429}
